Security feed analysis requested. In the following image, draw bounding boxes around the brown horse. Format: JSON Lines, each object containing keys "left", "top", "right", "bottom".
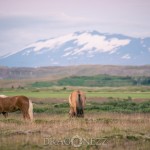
{"left": 69, "top": 90, "right": 86, "bottom": 117}
{"left": 0, "top": 95, "right": 8, "bottom": 118}
{"left": 0, "top": 95, "right": 33, "bottom": 120}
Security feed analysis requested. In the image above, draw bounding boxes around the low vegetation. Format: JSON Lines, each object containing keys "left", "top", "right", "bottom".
{"left": 32, "top": 99, "right": 150, "bottom": 114}
{"left": 31, "top": 75, "right": 150, "bottom": 87}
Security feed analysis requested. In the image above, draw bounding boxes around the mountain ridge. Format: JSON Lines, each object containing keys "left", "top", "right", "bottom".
{"left": 0, "top": 31, "right": 150, "bottom": 67}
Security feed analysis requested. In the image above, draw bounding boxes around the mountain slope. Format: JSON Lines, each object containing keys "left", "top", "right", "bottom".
{"left": 0, "top": 31, "right": 150, "bottom": 67}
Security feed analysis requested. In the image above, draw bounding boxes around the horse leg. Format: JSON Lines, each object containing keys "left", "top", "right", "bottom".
{"left": 76, "top": 107, "right": 82, "bottom": 117}
{"left": 76, "top": 108, "right": 84, "bottom": 117}
{"left": 22, "top": 112, "right": 26, "bottom": 120}
{"left": 2, "top": 112, "right": 8, "bottom": 118}
{"left": 69, "top": 107, "right": 75, "bottom": 117}
{"left": 69, "top": 109, "right": 72, "bottom": 117}
{"left": 23, "top": 112, "right": 30, "bottom": 120}
{"left": 81, "top": 109, "right": 84, "bottom": 118}
{"left": 74, "top": 107, "right": 78, "bottom": 117}
{"left": 70, "top": 107, "right": 77, "bottom": 117}
{"left": 21, "top": 109, "right": 29, "bottom": 120}
{"left": 79, "top": 108, "right": 84, "bottom": 117}
{"left": 20, "top": 105, "right": 31, "bottom": 120}
{"left": 26, "top": 113, "right": 31, "bottom": 120}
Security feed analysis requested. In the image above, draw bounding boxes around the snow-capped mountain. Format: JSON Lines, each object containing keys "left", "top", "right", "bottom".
{"left": 0, "top": 31, "right": 150, "bottom": 67}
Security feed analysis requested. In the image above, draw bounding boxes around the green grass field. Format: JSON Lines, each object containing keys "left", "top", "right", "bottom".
{"left": 1, "top": 86, "right": 150, "bottom": 99}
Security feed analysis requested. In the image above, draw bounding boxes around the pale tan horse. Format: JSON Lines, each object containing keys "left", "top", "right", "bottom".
{"left": 69, "top": 90, "right": 86, "bottom": 117}
{"left": 0, "top": 95, "right": 33, "bottom": 120}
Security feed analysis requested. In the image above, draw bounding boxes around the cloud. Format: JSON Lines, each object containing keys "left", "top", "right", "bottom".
{"left": 0, "top": 14, "right": 91, "bottom": 56}
{"left": 121, "top": 54, "right": 131, "bottom": 59}
{"left": 0, "top": 0, "right": 150, "bottom": 57}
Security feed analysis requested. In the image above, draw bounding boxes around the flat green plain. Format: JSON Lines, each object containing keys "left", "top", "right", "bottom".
{"left": 1, "top": 86, "right": 150, "bottom": 99}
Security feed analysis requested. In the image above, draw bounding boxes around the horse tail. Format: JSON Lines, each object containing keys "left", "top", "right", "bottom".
{"left": 76, "top": 90, "right": 83, "bottom": 116}
{"left": 28, "top": 99, "right": 33, "bottom": 120}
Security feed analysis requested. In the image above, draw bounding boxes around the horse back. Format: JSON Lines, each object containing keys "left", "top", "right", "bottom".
{"left": 14, "top": 96, "right": 29, "bottom": 108}
{"left": 69, "top": 90, "right": 86, "bottom": 108}
{"left": 0, "top": 97, "right": 14, "bottom": 112}
{"left": 0, "top": 96, "right": 29, "bottom": 112}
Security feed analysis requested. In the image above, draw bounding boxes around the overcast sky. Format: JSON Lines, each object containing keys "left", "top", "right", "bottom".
{"left": 0, "top": 0, "right": 150, "bottom": 56}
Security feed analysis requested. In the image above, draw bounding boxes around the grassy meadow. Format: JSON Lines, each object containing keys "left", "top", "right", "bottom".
{"left": 0, "top": 86, "right": 150, "bottom": 149}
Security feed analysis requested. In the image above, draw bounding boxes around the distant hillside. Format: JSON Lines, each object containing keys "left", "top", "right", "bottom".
{"left": 0, "top": 65, "right": 150, "bottom": 80}
{"left": 30, "top": 75, "right": 150, "bottom": 87}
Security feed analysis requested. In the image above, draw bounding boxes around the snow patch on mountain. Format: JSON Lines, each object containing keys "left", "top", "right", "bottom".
{"left": 25, "top": 32, "right": 131, "bottom": 56}
{"left": 73, "top": 33, "right": 130, "bottom": 53}
{"left": 25, "top": 33, "right": 74, "bottom": 52}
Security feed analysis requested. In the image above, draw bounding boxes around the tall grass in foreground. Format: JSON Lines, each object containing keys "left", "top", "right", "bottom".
{"left": 0, "top": 113, "right": 150, "bottom": 150}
